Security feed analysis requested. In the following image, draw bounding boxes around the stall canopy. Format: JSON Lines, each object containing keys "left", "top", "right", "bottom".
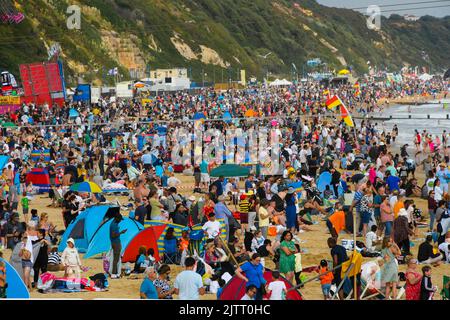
{"left": 210, "top": 164, "right": 250, "bottom": 178}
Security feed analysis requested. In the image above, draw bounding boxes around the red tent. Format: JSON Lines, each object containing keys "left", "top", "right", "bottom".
{"left": 121, "top": 225, "right": 166, "bottom": 263}
{"left": 219, "top": 270, "right": 303, "bottom": 300}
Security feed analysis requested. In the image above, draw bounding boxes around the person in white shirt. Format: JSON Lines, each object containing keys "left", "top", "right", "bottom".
{"left": 438, "top": 239, "right": 450, "bottom": 263}
{"left": 365, "top": 225, "right": 381, "bottom": 252}
{"left": 266, "top": 271, "right": 287, "bottom": 300}
{"left": 202, "top": 213, "right": 221, "bottom": 239}
{"left": 434, "top": 180, "right": 444, "bottom": 202}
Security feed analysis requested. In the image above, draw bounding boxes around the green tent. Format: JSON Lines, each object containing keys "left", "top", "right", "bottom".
{"left": 210, "top": 164, "right": 250, "bottom": 178}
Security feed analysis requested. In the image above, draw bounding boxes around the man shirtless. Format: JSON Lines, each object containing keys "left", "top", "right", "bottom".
{"left": 133, "top": 179, "right": 149, "bottom": 203}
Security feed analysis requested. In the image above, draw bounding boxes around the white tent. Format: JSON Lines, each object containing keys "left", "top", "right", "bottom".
{"left": 269, "top": 78, "right": 292, "bottom": 86}
{"left": 418, "top": 73, "right": 433, "bottom": 81}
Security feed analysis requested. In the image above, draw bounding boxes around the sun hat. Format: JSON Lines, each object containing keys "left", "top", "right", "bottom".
{"left": 188, "top": 195, "right": 196, "bottom": 202}
{"left": 67, "top": 238, "right": 75, "bottom": 245}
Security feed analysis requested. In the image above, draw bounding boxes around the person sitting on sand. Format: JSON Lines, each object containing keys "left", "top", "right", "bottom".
{"left": 417, "top": 235, "right": 443, "bottom": 266}
{"left": 140, "top": 267, "right": 158, "bottom": 299}
{"left": 47, "top": 246, "right": 65, "bottom": 272}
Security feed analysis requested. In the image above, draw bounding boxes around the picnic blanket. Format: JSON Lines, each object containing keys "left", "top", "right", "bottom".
{"left": 37, "top": 272, "right": 103, "bottom": 293}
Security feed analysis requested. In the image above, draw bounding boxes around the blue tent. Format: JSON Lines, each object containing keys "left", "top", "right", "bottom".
{"left": 223, "top": 111, "right": 232, "bottom": 123}
{"left": 84, "top": 217, "right": 143, "bottom": 258}
{"left": 69, "top": 108, "right": 79, "bottom": 118}
{"left": 58, "top": 205, "right": 119, "bottom": 253}
{"left": 0, "top": 258, "right": 30, "bottom": 299}
{"left": 0, "top": 155, "right": 10, "bottom": 171}
{"left": 316, "top": 172, "right": 343, "bottom": 197}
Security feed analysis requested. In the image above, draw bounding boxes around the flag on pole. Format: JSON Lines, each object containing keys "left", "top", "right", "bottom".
{"left": 340, "top": 103, "right": 354, "bottom": 127}
{"left": 326, "top": 95, "right": 342, "bottom": 110}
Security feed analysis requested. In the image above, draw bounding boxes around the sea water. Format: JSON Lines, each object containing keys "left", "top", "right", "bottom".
{"left": 367, "top": 99, "right": 450, "bottom": 148}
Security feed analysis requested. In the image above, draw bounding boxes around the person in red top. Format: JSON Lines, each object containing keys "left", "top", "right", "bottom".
{"left": 318, "top": 259, "right": 334, "bottom": 300}
{"left": 405, "top": 258, "right": 422, "bottom": 300}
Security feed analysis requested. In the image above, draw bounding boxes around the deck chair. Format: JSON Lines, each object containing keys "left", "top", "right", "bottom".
{"left": 441, "top": 275, "right": 450, "bottom": 300}
{"left": 360, "top": 261, "right": 385, "bottom": 300}
{"left": 163, "top": 238, "right": 180, "bottom": 265}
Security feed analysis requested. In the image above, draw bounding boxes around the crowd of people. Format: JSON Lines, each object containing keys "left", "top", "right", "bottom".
{"left": 0, "top": 74, "right": 449, "bottom": 300}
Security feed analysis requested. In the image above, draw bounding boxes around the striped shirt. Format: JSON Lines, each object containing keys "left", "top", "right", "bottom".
{"left": 239, "top": 199, "right": 250, "bottom": 213}
{"left": 48, "top": 252, "right": 61, "bottom": 265}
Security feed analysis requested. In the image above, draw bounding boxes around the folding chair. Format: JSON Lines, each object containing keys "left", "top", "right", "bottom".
{"left": 163, "top": 238, "right": 180, "bottom": 265}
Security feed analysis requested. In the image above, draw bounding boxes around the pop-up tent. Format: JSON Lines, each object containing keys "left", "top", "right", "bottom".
{"left": 58, "top": 205, "right": 120, "bottom": 253}
{"left": 0, "top": 258, "right": 30, "bottom": 299}
{"left": 210, "top": 164, "right": 250, "bottom": 178}
{"left": 316, "top": 171, "right": 343, "bottom": 197}
{"left": 26, "top": 168, "right": 51, "bottom": 193}
{"left": 84, "top": 217, "right": 144, "bottom": 258}
{"left": 121, "top": 225, "right": 166, "bottom": 263}
{"left": 219, "top": 270, "right": 302, "bottom": 300}
{"left": 144, "top": 220, "right": 227, "bottom": 255}
{"left": 0, "top": 155, "right": 10, "bottom": 171}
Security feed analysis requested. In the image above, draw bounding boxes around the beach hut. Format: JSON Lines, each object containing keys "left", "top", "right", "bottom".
{"left": 84, "top": 217, "right": 144, "bottom": 258}
{"left": 26, "top": 168, "right": 51, "bottom": 193}
{"left": 219, "top": 270, "right": 302, "bottom": 300}
{"left": 121, "top": 225, "right": 166, "bottom": 263}
{"left": 58, "top": 205, "right": 120, "bottom": 253}
{"left": 0, "top": 258, "right": 30, "bottom": 299}
{"left": 210, "top": 164, "right": 250, "bottom": 178}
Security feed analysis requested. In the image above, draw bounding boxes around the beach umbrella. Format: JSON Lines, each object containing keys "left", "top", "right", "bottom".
{"left": 69, "top": 181, "right": 103, "bottom": 193}
{"left": 2, "top": 122, "right": 17, "bottom": 128}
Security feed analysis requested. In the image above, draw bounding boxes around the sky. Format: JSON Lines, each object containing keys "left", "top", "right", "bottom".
{"left": 316, "top": 0, "right": 450, "bottom": 17}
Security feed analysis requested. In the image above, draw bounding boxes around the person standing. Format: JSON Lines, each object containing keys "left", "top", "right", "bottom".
{"left": 173, "top": 257, "right": 205, "bottom": 300}
{"left": 234, "top": 253, "right": 266, "bottom": 300}
{"left": 61, "top": 238, "right": 82, "bottom": 278}
{"left": 405, "top": 258, "right": 422, "bottom": 300}
{"left": 140, "top": 267, "right": 159, "bottom": 299}
{"left": 110, "top": 213, "right": 127, "bottom": 279}
{"left": 327, "top": 237, "right": 348, "bottom": 300}
{"left": 279, "top": 231, "right": 297, "bottom": 283}
{"left": 258, "top": 199, "right": 271, "bottom": 238}
{"left": 31, "top": 229, "right": 50, "bottom": 287}
{"left": 380, "top": 237, "right": 401, "bottom": 300}
{"left": 214, "top": 195, "right": 233, "bottom": 242}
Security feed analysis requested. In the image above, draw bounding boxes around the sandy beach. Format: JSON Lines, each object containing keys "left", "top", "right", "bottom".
{"left": 2, "top": 168, "right": 448, "bottom": 300}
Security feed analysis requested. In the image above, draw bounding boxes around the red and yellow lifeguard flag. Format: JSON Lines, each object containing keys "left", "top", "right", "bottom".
{"left": 340, "top": 103, "right": 354, "bottom": 127}
{"left": 326, "top": 95, "right": 341, "bottom": 110}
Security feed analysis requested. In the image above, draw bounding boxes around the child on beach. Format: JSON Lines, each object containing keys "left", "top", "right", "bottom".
{"left": 21, "top": 191, "right": 29, "bottom": 223}
{"left": 266, "top": 270, "right": 287, "bottom": 300}
{"left": 420, "top": 266, "right": 437, "bottom": 300}
{"left": 318, "top": 259, "right": 334, "bottom": 300}
{"left": 30, "top": 209, "right": 39, "bottom": 225}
